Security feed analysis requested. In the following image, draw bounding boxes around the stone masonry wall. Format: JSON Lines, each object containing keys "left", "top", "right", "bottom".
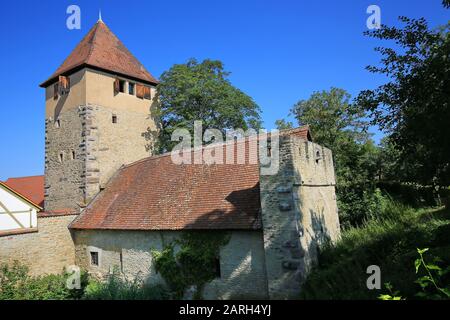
{"left": 45, "top": 104, "right": 156, "bottom": 211}
{"left": 0, "top": 215, "right": 77, "bottom": 276}
{"left": 45, "top": 108, "right": 84, "bottom": 211}
{"left": 73, "top": 230, "right": 268, "bottom": 299}
{"left": 259, "top": 135, "right": 340, "bottom": 299}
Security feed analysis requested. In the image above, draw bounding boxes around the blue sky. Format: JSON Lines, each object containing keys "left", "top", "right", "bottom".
{"left": 0, "top": 0, "right": 448, "bottom": 180}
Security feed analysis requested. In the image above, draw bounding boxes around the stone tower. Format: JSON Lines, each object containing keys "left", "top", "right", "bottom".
{"left": 40, "top": 20, "right": 158, "bottom": 212}
{"left": 259, "top": 133, "right": 341, "bottom": 299}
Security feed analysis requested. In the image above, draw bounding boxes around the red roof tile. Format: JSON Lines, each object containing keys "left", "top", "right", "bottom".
{"left": 69, "top": 126, "right": 312, "bottom": 231}
{"left": 70, "top": 146, "right": 261, "bottom": 231}
{"left": 3, "top": 175, "right": 44, "bottom": 208}
{"left": 40, "top": 21, "right": 158, "bottom": 87}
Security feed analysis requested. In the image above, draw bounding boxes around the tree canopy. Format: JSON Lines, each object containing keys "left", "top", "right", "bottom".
{"left": 155, "top": 58, "right": 262, "bottom": 153}
{"left": 286, "top": 88, "right": 381, "bottom": 227}
{"left": 357, "top": 16, "right": 450, "bottom": 186}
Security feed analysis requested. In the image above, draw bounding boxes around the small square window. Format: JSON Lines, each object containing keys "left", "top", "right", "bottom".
{"left": 129, "top": 83, "right": 135, "bottom": 95}
{"left": 112, "top": 115, "right": 117, "bottom": 124}
{"left": 90, "top": 251, "right": 99, "bottom": 266}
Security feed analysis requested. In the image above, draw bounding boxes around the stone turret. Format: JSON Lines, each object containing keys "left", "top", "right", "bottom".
{"left": 259, "top": 134, "right": 341, "bottom": 299}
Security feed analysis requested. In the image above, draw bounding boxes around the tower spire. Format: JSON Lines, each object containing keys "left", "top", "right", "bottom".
{"left": 98, "top": 10, "right": 103, "bottom": 22}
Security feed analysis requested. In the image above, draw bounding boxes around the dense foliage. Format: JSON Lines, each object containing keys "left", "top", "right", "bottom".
{"left": 151, "top": 231, "right": 230, "bottom": 299}
{"left": 357, "top": 16, "right": 450, "bottom": 186}
{"left": 83, "top": 271, "right": 169, "bottom": 300}
{"left": 155, "top": 58, "right": 262, "bottom": 153}
{"left": 0, "top": 262, "right": 87, "bottom": 300}
{"left": 284, "top": 88, "right": 382, "bottom": 227}
{"left": 301, "top": 200, "right": 450, "bottom": 299}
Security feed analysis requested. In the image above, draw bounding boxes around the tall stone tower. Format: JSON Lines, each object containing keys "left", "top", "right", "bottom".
{"left": 40, "top": 19, "right": 158, "bottom": 212}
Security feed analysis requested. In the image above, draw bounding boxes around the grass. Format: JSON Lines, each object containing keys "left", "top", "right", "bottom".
{"left": 301, "top": 200, "right": 450, "bottom": 299}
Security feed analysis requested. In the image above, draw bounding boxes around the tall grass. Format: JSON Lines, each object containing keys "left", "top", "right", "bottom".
{"left": 301, "top": 199, "right": 450, "bottom": 299}
{"left": 83, "top": 272, "right": 169, "bottom": 300}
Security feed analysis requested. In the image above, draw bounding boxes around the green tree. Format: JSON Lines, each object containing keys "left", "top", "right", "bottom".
{"left": 274, "top": 119, "right": 293, "bottom": 130}
{"left": 155, "top": 58, "right": 262, "bottom": 153}
{"left": 357, "top": 12, "right": 450, "bottom": 186}
{"left": 290, "top": 88, "right": 382, "bottom": 226}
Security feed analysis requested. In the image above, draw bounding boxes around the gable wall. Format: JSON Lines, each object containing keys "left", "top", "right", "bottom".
{"left": 0, "top": 187, "right": 38, "bottom": 231}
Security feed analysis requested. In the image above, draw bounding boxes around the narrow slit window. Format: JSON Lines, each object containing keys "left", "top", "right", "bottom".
{"left": 90, "top": 251, "right": 99, "bottom": 266}
{"left": 214, "top": 257, "right": 221, "bottom": 278}
{"left": 55, "top": 119, "right": 60, "bottom": 128}
{"left": 53, "top": 83, "right": 59, "bottom": 100}
{"left": 112, "top": 115, "right": 117, "bottom": 124}
{"left": 315, "top": 150, "right": 321, "bottom": 164}
{"left": 71, "top": 150, "right": 76, "bottom": 160}
{"left": 129, "top": 82, "right": 135, "bottom": 95}
{"left": 58, "top": 152, "right": 64, "bottom": 163}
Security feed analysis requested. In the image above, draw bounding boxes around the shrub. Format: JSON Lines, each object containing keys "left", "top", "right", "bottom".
{"left": 379, "top": 248, "right": 450, "bottom": 300}
{"left": 83, "top": 271, "right": 169, "bottom": 300}
{"left": 301, "top": 201, "right": 450, "bottom": 299}
{"left": 0, "top": 261, "right": 87, "bottom": 300}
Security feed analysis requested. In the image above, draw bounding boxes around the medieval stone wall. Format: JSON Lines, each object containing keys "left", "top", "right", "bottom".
{"left": 44, "top": 103, "right": 156, "bottom": 211}
{"left": 0, "top": 215, "right": 77, "bottom": 276}
{"left": 259, "top": 135, "right": 340, "bottom": 299}
{"left": 44, "top": 107, "right": 85, "bottom": 211}
{"left": 72, "top": 230, "right": 268, "bottom": 299}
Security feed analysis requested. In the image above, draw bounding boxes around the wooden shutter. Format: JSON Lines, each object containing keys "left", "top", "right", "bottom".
{"left": 53, "top": 83, "right": 59, "bottom": 100}
{"left": 136, "top": 84, "right": 145, "bottom": 99}
{"left": 58, "top": 76, "right": 70, "bottom": 94}
{"left": 114, "top": 78, "right": 120, "bottom": 95}
{"left": 144, "top": 86, "right": 151, "bottom": 100}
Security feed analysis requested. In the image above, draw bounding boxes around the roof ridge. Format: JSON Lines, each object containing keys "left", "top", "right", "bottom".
{"left": 85, "top": 21, "right": 101, "bottom": 63}
{"left": 120, "top": 125, "right": 311, "bottom": 170}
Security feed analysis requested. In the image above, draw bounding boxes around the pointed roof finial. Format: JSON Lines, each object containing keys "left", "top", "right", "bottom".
{"left": 98, "top": 10, "right": 103, "bottom": 22}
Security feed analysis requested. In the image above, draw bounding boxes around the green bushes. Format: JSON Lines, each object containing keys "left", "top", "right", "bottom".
{"left": 83, "top": 271, "right": 169, "bottom": 300}
{"left": 301, "top": 200, "right": 450, "bottom": 300}
{"left": 151, "top": 231, "right": 230, "bottom": 299}
{"left": 0, "top": 262, "right": 168, "bottom": 300}
{"left": 377, "top": 181, "right": 445, "bottom": 207}
{"left": 0, "top": 262, "right": 86, "bottom": 300}
{"left": 379, "top": 248, "right": 450, "bottom": 300}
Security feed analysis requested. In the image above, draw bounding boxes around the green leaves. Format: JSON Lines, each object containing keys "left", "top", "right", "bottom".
{"left": 155, "top": 58, "right": 262, "bottom": 153}
{"left": 357, "top": 14, "right": 450, "bottom": 186}
{"left": 287, "top": 87, "right": 382, "bottom": 227}
{"left": 151, "top": 231, "right": 230, "bottom": 299}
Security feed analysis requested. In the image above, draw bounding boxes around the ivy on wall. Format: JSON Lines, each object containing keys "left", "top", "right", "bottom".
{"left": 151, "top": 231, "right": 230, "bottom": 299}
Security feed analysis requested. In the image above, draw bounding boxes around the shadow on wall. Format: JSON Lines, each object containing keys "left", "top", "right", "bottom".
{"left": 141, "top": 95, "right": 160, "bottom": 155}
{"left": 155, "top": 183, "right": 265, "bottom": 300}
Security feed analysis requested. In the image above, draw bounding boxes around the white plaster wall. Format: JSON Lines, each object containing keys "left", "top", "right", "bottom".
{"left": 0, "top": 187, "right": 38, "bottom": 231}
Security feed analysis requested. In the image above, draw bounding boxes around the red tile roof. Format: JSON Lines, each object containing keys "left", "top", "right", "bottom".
{"left": 70, "top": 126, "right": 312, "bottom": 231}
{"left": 3, "top": 175, "right": 44, "bottom": 208}
{"left": 70, "top": 145, "right": 261, "bottom": 231}
{"left": 40, "top": 21, "right": 158, "bottom": 87}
